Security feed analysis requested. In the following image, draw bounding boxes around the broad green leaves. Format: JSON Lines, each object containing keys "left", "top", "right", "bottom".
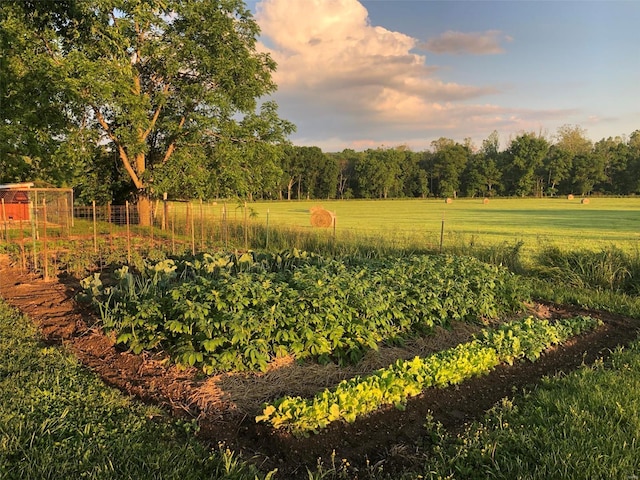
{"left": 81, "top": 250, "right": 524, "bottom": 373}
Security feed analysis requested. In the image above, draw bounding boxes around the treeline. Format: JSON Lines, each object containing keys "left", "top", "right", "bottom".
{"left": 4, "top": 125, "right": 640, "bottom": 204}
{"left": 277, "top": 126, "right": 640, "bottom": 201}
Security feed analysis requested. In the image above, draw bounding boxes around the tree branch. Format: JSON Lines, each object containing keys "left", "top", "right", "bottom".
{"left": 93, "top": 107, "right": 143, "bottom": 189}
{"left": 162, "top": 116, "right": 186, "bottom": 164}
{"left": 143, "top": 84, "right": 170, "bottom": 141}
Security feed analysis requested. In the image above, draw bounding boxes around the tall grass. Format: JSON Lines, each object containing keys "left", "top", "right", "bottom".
{"left": 534, "top": 245, "right": 640, "bottom": 294}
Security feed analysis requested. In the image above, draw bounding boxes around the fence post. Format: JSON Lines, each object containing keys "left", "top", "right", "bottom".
{"left": 149, "top": 203, "right": 154, "bottom": 250}
{"left": 189, "top": 202, "right": 195, "bottom": 256}
{"left": 92, "top": 200, "right": 98, "bottom": 253}
{"left": 107, "top": 202, "right": 113, "bottom": 253}
{"left": 126, "top": 201, "right": 131, "bottom": 264}
{"left": 42, "top": 198, "right": 49, "bottom": 281}
{"left": 17, "top": 216, "right": 25, "bottom": 272}
{"left": 1, "top": 198, "right": 7, "bottom": 242}
{"left": 162, "top": 192, "right": 168, "bottom": 231}
{"left": 171, "top": 202, "right": 176, "bottom": 255}
{"left": 30, "top": 201, "right": 37, "bottom": 273}
{"left": 333, "top": 212, "right": 337, "bottom": 241}
{"left": 440, "top": 212, "right": 445, "bottom": 253}
{"left": 244, "top": 201, "right": 248, "bottom": 250}
{"left": 200, "top": 199, "right": 204, "bottom": 251}
{"left": 266, "top": 208, "right": 270, "bottom": 249}
{"left": 63, "top": 196, "right": 70, "bottom": 239}
{"left": 222, "top": 203, "right": 228, "bottom": 249}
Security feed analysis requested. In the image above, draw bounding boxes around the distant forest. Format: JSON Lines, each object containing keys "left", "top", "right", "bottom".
{"left": 4, "top": 124, "right": 640, "bottom": 204}
{"left": 269, "top": 126, "right": 640, "bottom": 202}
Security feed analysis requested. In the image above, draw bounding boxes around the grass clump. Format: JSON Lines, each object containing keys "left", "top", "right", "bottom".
{"left": 0, "top": 300, "right": 272, "bottom": 480}
{"left": 533, "top": 245, "right": 640, "bottom": 294}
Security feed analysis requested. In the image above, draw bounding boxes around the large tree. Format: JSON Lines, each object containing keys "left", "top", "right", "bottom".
{"left": 430, "top": 138, "right": 469, "bottom": 198}
{"left": 503, "top": 132, "right": 549, "bottom": 197}
{"left": 3, "top": 0, "right": 293, "bottom": 223}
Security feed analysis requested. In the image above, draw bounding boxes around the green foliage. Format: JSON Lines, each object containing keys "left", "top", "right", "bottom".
{"left": 0, "top": 300, "right": 272, "bottom": 479}
{"left": 81, "top": 250, "right": 524, "bottom": 373}
{"left": 1, "top": 0, "right": 293, "bottom": 203}
{"left": 256, "top": 316, "right": 601, "bottom": 434}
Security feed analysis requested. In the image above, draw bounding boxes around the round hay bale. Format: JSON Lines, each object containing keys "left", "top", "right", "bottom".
{"left": 445, "top": 197, "right": 453, "bottom": 204}
{"left": 482, "top": 197, "right": 489, "bottom": 204}
{"left": 567, "top": 194, "right": 574, "bottom": 200}
{"left": 581, "top": 198, "right": 590, "bottom": 205}
{"left": 310, "top": 207, "right": 335, "bottom": 228}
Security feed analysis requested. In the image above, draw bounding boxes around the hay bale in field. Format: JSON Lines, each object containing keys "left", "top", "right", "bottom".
{"left": 310, "top": 207, "right": 335, "bottom": 228}
{"left": 581, "top": 198, "right": 590, "bottom": 204}
{"left": 482, "top": 197, "right": 489, "bottom": 204}
{"left": 445, "top": 197, "right": 453, "bottom": 204}
{"left": 567, "top": 194, "right": 575, "bottom": 200}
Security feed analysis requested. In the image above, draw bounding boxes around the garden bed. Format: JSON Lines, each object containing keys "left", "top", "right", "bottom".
{"left": 0, "top": 254, "right": 637, "bottom": 478}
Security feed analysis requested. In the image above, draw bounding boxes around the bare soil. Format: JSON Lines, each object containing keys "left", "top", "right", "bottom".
{"left": 0, "top": 255, "right": 638, "bottom": 479}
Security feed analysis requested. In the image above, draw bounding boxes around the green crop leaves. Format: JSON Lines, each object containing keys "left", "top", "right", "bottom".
{"left": 256, "top": 316, "right": 602, "bottom": 434}
{"left": 80, "top": 250, "right": 525, "bottom": 373}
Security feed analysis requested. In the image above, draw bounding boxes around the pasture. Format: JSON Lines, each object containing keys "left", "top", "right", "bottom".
{"left": 249, "top": 197, "right": 640, "bottom": 251}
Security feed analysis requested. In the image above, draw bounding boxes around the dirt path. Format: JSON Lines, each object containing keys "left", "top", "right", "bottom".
{"left": 1, "top": 255, "right": 638, "bottom": 478}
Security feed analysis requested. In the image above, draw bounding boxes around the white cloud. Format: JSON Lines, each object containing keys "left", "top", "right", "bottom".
{"left": 255, "top": 0, "right": 493, "bottom": 112}
{"left": 254, "top": 0, "right": 561, "bottom": 151}
{"left": 421, "top": 30, "right": 513, "bottom": 55}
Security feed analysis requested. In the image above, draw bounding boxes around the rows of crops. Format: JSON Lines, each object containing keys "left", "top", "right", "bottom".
{"left": 80, "top": 250, "right": 524, "bottom": 373}
{"left": 257, "top": 315, "right": 601, "bottom": 434}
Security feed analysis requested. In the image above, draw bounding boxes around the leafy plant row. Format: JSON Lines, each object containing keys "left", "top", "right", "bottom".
{"left": 256, "top": 316, "right": 602, "bottom": 434}
{"left": 80, "top": 250, "right": 524, "bottom": 373}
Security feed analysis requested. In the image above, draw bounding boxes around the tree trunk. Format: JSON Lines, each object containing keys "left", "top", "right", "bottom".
{"left": 137, "top": 195, "right": 152, "bottom": 226}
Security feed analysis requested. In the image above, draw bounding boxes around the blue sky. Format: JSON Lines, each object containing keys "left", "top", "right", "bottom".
{"left": 246, "top": 0, "right": 640, "bottom": 152}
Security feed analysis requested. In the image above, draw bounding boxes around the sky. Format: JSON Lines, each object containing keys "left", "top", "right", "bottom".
{"left": 245, "top": 0, "right": 640, "bottom": 152}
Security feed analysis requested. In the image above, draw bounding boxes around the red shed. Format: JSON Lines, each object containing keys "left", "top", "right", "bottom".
{"left": 0, "top": 183, "right": 33, "bottom": 222}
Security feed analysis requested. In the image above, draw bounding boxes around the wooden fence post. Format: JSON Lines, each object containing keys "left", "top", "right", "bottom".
{"left": 92, "top": 200, "right": 97, "bottom": 253}
{"left": 1, "top": 198, "right": 7, "bottom": 242}
{"left": 200, "top": 199, "right": 204, "bottom": 251}
{"left": 126, "top": 201, "right": 131, "bottom": 264}
{"left": 30, "top": 201, "right": 37, "bottom": 273}
{"left": 42, "top": 198, "right": 48, "bottom": 281}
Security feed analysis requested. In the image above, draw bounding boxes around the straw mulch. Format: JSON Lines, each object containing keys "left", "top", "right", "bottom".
{"left": 191, "top": 321, "right": 485, "bottom": 416}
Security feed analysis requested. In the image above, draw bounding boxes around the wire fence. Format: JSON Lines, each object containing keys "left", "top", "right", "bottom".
{"left": 4, "top": 196, "right": 639, "bottom": 281}
{"left": 0, "top": 199, "right": 340, "bottom": 280}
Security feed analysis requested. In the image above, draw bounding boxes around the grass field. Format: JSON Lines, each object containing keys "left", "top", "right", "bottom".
{"left": 245, "top": 197, "right": 640, "bottom": 251}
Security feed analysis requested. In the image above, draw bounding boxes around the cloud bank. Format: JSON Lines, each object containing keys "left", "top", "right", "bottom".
{"left": 255, "top": 0, "right": 570, "bottom": 151}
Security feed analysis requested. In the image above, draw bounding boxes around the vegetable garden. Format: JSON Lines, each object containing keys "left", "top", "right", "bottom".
{"left": 2, "top": 201, "right": 640, "bottom": 479}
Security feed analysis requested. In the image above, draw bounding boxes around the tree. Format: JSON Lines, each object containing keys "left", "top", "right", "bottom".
{"left": 355, "top": 148, "right": 403, "bottom": 199}
{"left": 430, "top": 138, "right": 469, "bottom": 198}
{"left": 543, "top": 146, "right": 573, "bottom": 195}
{"left": 0, "top": 1, "right": 80, "bottom": 185}
{"left": 331, "top": 150, "right": 360, "bottom": 199}
{"left": 570, "top": 152, "right": 606, "bottom": 196}
{"left": 503, "top": 132, "right": 549, "bottom": 197}
{"left": 399, "top": 151, "right": 429, "bottom": 198}
{"left": 3, "top": 0, "right": 293, "bottom": 223}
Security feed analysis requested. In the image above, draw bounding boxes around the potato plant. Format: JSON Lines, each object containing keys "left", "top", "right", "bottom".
{"left": 80, "top": 250, "right": 525, "bottom": 373}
